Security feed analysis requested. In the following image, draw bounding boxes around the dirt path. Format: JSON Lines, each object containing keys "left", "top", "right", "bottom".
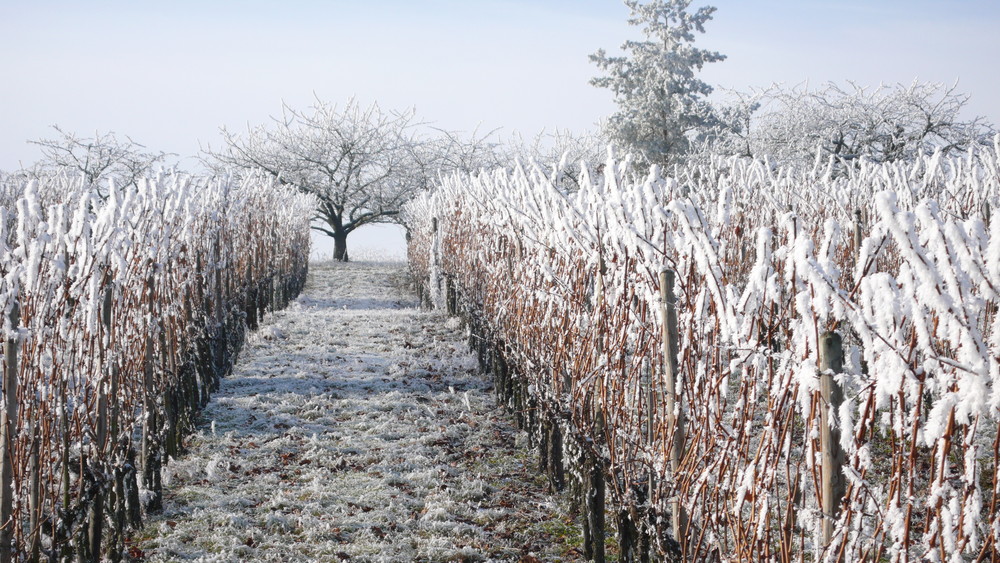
{"left": 135, "top": 262, "right": 582, "bottom": 562}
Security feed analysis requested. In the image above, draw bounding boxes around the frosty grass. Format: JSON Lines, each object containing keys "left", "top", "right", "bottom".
{"left": 135, "top": 261, "right": 583, "bottom": 562}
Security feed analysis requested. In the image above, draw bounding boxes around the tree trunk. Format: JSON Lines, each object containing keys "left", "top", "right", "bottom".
{"left": 333, "top": 232, "right": 349, "bottom": 262}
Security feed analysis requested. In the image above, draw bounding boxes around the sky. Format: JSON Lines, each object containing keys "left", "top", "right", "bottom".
{"left": 3, "top": 0, "right": 999, "bottom": 255}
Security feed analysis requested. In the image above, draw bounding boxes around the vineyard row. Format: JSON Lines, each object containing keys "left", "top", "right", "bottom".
{"left": 0, "top": 173, "right": 314, "bottom": 560}
{"left": 404, "top": 142, "right": 1000, "bottom": 562}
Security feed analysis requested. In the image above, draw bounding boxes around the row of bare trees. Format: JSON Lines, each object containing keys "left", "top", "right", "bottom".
{"left": 704, "top": 80, "right": 996, "bottom": 169}
{"left": 6, "top": 103, "right": 513, "bottom": 263}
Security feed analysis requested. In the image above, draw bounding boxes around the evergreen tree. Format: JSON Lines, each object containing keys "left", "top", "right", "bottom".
{"left": 591, "top": 0, "right": 725, "bottom": 166}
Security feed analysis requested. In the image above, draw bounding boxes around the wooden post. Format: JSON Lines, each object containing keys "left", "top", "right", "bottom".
{"left": 99, "top": 279, "right": 114, "bottom": 424}
{"left": 539, "top": 417, "right": 550, "bottom": 475}
{"left": 431, "top": 218, "right": 440, "bottom": 306}
{"left": 819, "top": 331, "right": 846, "bottom": 549}
{"left": 103, "top": 282, "right": 121, "bottom": 449}
{"left": 659, "top": 269, "right": 687, "bottom": 543}
{"left": 214, "top": 233, "right": 228, "bottom": 383}
{"left": 246, "top": 262, "right": 258, "bottom": 331}
{"left": 1, "top": 299, "right": 19, "bottom": 563}
{"left": 159, "top": 326, "right": 177, "bottom": 460}
{"left": 84, "top": 279, "right": 117, "bottom": 559}
{"left": 853, "top": 209, "right": 863, "bottom": 253}
{"left": 431, "top": 219, "right": 438, "bottom": 257}
{"left": 141, "top": 323, "right": 162, "bottom": 511}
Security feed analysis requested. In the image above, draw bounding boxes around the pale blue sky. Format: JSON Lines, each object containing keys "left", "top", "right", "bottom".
{"left": 2, "top": 0, "right": 998, "bottom": 173}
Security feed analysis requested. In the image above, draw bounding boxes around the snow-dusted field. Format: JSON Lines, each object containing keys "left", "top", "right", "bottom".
{"left": 134, "top": 262, "right": 582, "bottom": 562}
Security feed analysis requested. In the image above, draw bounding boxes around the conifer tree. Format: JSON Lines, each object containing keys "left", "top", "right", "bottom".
{"left": 591, "top": 0, "right": 725, "bottom": 166}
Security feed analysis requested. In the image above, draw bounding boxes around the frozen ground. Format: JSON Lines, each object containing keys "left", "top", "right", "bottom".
{"left": 134, "top": 261, "right": 582, "bottom": 562}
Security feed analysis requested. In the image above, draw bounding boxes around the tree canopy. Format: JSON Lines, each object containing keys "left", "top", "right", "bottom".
{"left": 211, "top": 99, "right": 423, "bottom": 261}
{"left": 591, "top": 0, "right": 725, "bottom": 167}
{"left": 704, "top": 80, "right": 997, "bottom": 170}
{"left": 27, "top": 126, "right": 170, "bottom": 193}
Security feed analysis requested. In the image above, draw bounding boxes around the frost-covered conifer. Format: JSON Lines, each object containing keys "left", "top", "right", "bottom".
{"left": 590, "top": 0, "right": 725, "bottom": 166}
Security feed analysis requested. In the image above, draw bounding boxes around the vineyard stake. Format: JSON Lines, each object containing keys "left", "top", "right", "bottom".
{"left": 141, "top": 276, "right": 163, "bottom": 512}
{"left": 214, "top": 231, "right": 225, "bottom": 378}
{"left": 0, "top": 299, "right": 19, "bottom": 563}
{"left": 819, "top": 331, "right": 846, "bottom": 550}
{"left": 853, "top": 209, "right": 863, "bottom": 252}
{"left": 659, "top": 269, "right": 687, "bottom": 544}
{"left": 431, "top": 217, "right": 440, "bottom": 309}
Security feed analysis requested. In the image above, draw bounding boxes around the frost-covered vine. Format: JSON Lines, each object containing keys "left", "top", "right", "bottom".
{"left": 0, "top": 172, "right": 313, "bottom": 559}
{"left": 405, "top": 140, "right": 1000, "bottom": 562}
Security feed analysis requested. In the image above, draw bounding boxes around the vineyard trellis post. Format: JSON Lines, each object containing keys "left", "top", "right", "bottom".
{"left": 659, "top": 269, "right": 687, "bottom": 543}
{"left": 141, "top": 276, "right": 163, "bottom": 513}
{"left": 0, "top": 297, "right": 19, "bottom": 563}
{"left": 853, "top": 209, "right": 863, "bottom": 252}
{"left": 819, "top": 331, "right": 846, "bottom": 549}
{"left": 88, "top": 280, "right": 117, "bottom": 559}
{"left": 213, "top": 231, "right": 225, "bottom": 378}
{"left": 431, "top": 217, "right": 440, "bottom": 310}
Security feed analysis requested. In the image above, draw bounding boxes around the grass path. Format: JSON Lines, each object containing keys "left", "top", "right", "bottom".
{"left": 134, "top": 262, "right": 582, "bottom": 562}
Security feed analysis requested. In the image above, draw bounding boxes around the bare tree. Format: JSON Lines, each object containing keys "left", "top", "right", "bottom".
{"left": 428, "top": 125, "right": 509, "bottom": 176}
{"left": 211, "top": 99, "right": 425, "bottom": 261}
{"left": 510, "top": 128, "right": 610, "bottom": 193}
{"left": 28, "top": 125, "right": 170, "bottom": 191}
{"left": 705, "top": 81, "right": 995, "bottom": 169}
